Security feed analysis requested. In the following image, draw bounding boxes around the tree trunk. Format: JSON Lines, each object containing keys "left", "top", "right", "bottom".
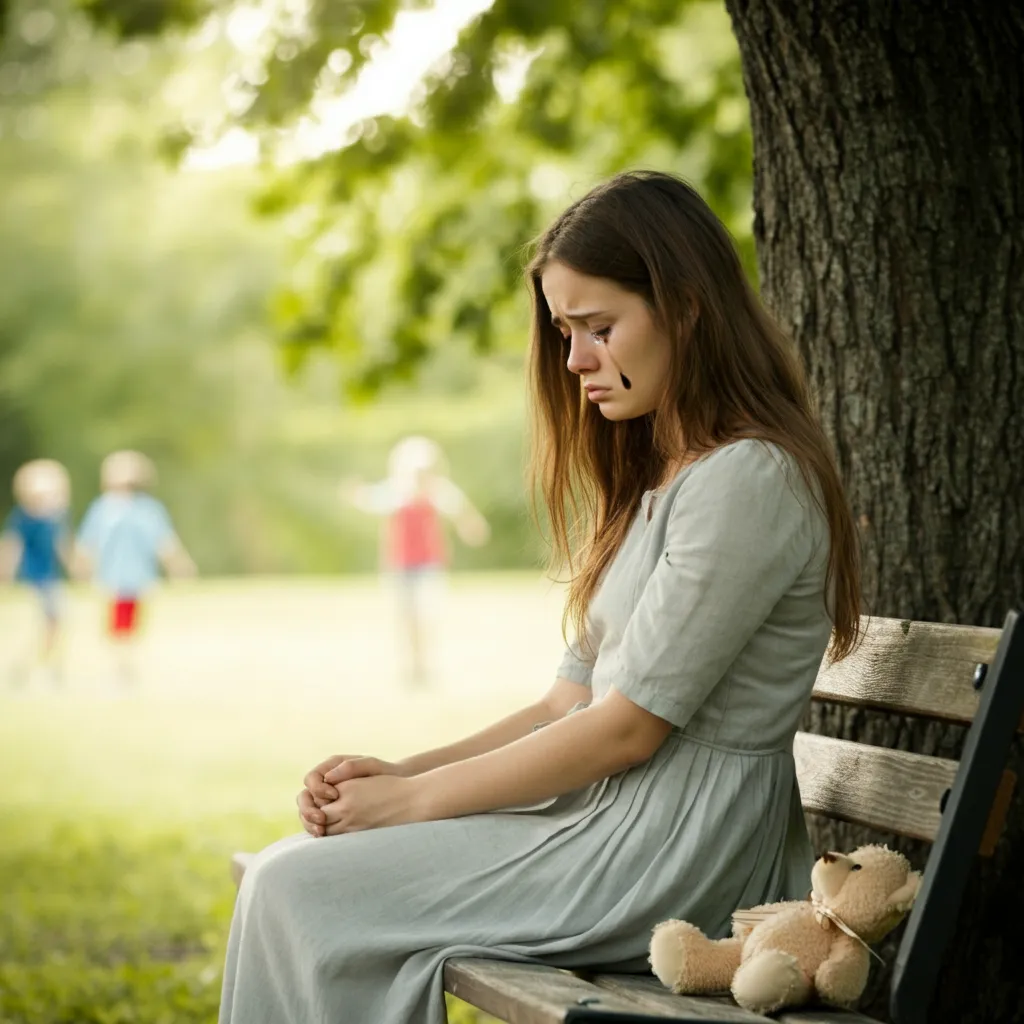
{"left": 723, "top": 2, "right": 1024, "bottom": 1021}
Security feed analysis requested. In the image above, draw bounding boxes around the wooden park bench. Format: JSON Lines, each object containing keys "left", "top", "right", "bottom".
{"left": 444, "top": 611, "right": 1024, "bottom": 1024}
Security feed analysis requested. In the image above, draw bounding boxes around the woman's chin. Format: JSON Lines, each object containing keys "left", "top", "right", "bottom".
{"left": 597, "top": 401, "right": 640, "bottom": 422}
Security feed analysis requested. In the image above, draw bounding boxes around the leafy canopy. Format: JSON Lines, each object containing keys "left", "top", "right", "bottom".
{"left": 53, "top": 0, "right": 752, "bottom": 393}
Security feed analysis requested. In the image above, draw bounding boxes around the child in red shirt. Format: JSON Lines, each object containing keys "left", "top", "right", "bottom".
{"left": 343, "top": 436, "right": 489, "bottom": 684}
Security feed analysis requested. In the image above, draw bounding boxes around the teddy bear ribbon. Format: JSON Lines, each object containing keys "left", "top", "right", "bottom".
{"left": 810, "top": 898, "right": 886, "bottom": 965}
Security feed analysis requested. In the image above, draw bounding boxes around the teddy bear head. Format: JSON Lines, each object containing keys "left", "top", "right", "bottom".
{"left": 810, "top": 844, "right": 921, "bottom": 945}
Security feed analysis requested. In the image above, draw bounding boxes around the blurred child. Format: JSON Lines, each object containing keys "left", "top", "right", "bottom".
{"left": 342, "top": 436, "right": 489, "bottom": 685}
{"left": 74, "top": 450, "right": 196, "bottom": 685}
{"left": 0, "top": 459, "right": 72, "bottom": 684}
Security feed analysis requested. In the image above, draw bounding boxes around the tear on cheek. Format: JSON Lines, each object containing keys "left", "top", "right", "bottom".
{"left": 620, "top": 374, "right": 632, "bottom": 390}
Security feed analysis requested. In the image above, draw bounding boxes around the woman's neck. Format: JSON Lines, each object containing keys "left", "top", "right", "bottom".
{"left": 656, "top": 451, "right": 701, "bottom": 490}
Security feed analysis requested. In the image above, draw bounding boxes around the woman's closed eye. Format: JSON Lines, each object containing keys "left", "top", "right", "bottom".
{"left": 555, "top": 326, "right": 610, "bottom": 345}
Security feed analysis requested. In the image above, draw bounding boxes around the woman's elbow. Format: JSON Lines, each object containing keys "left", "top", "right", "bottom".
{"left": 605, "top": 700, "right": 673, "bottom": 765}
{"left": 622, "top": 720, "right": 672, "bottom": 765}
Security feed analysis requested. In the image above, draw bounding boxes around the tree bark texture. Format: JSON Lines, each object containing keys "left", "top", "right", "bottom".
{"left": 723, "top": 2, "right": 1024, "bottom": 1021}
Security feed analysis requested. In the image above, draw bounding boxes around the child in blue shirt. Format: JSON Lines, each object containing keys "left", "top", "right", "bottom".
{"left": 74, "top": 450, "right": 195, "bottom": 684}
{"left": 1, "top": 459, "right": 72, "bottom": 681}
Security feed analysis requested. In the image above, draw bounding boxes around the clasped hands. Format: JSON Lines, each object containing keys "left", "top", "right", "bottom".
{"left": 297, "top": 754, "right": 428, "bottom": 837}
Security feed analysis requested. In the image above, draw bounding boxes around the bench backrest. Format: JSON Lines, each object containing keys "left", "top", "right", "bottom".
{"left": 796, "top": 611, "right": 1024, "bottom": 1024}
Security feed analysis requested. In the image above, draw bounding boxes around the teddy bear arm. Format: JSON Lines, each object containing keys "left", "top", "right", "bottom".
{"left": 730, "top": 900, "right": 800, "bottom": 941}
{"left": 813, "top": 936, "right": 870, "bottom": 1008}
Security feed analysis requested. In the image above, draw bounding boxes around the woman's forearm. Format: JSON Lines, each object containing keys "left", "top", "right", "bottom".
{"left": 396, "top": 701, "right": 554, "bottom": 776}
{"left": 415, "top": 693, "right": 665, "bottom": 819}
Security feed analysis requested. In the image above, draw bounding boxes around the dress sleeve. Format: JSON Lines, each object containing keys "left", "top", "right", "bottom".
{"left": 429, "top": 477, "right": 468, "bottom": 517}
{"left": 556, "top": 635, "right": 595, "bottom": 687}
{"left": 605, "top": 441, "right": 821, "bottom": 730}
{"left": 350, "top": 481, "right": 402, "bottom": 515}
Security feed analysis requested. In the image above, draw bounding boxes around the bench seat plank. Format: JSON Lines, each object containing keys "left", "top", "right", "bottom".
{"left": 777, "top": 1009, "right": 882, "bottom": 1024}
{"left": 591, "top": 975, "right": 880, "bottom": 1024}
{"left": 444, "top": 959, "right": 676, "bottom": 1023}
{"left": 445, "top": 961, "right": 883, "bottom": 1023}
{"left": 812, "top": 617, "right": 1000, "bottom": 723}
{"left": 588, "top": 973, "right": 779, "bottom": 1020}
{"left": 444, "top": 959, "right": 774, "bottom": 1022}
{"left": 794, "top": 732, "right": 957, "bottom": 841}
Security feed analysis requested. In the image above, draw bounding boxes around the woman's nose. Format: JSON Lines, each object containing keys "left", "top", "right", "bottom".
{"left": 566, "top": 332, "right": 600, "bottom": 376}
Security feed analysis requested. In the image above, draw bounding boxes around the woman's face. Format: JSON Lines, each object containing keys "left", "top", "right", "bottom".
{"left": 540, "top": 260, "right": 673, "bottom": 421}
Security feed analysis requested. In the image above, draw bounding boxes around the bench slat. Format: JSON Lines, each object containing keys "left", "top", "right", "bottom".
{"left": 444, "top": 962, "right": 883, "bottom": 1024}
{"left": 444, "top": 959, "right": 687, "bottom": 1022}
{"left": 778, "top": 1009, "right": 883, "bottom": 1024}
{"left": 812, "top": 616, "right": 1000, "bottom": 723}
{"left": 794, "top": 732, "right": 956, "bottom": 841}
{"left": 591, "top": 975, "right": 879, "bottom": 1024}
{"left": 588, "top": 974, "right": 776, "bottom": 1021}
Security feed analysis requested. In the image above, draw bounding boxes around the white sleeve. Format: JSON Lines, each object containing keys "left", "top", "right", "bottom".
{"left": 352, "top": 481, "right": 402, "bottom": 514}
{"left": 430, "top": 477, "right": 468, "bottom": 517}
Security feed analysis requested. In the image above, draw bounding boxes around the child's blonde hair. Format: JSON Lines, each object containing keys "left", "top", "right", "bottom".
{"left": 386, "top": 436, "right": 446, "bottom": 484}
{"left": 100, "top": 450, "right": 156, "bottom": 492}
{"left": 13, "top": 459, "right": 70, "bottom": 517}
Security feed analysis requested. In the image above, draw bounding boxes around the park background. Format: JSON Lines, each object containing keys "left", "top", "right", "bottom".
{"left": 1, "top": 1, "right": 1021, "bottom": 1022}
{"left": 1, "top": 2, "right": 748, "bottom": 1020}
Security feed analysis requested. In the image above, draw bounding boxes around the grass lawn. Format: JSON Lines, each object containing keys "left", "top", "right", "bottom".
{"left": 0, "top": 575, "right": 566, "bottom": 1023}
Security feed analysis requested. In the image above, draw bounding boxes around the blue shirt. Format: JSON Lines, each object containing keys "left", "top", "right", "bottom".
{"left": 3, "top": 507, "right": 66, "bottom": 584}
{"left": 77, "top": 493, "right": 174, "bottom": 597}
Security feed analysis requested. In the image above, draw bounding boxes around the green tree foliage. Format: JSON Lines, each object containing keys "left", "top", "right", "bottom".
{"left": 194, "top": 0, "right": 754, "bottom": 393}
{"left": 0, "top": 0, "right": 301, "bottom": 573}
{"left": 1, "top": 0, "right": 210, "bottom": 42}
{"left": 0, "top": 0, "right": 544, "bottom": 573}
{"left": 0, "top": 0, "right": 752, "bottom": 574}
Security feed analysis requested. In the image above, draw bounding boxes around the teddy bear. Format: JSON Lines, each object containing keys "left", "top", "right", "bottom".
{"left": 649, "top": 845, "right": 921, "bottom": 1015}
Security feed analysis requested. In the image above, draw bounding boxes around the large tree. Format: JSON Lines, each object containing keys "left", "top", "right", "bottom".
{"left": 723, "top": 3, "right": 1024, "bottom": 1021}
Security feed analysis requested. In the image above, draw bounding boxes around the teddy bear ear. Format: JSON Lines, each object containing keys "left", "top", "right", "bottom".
{"left": 888, "top": 871, "right": 922, "bottom": 914}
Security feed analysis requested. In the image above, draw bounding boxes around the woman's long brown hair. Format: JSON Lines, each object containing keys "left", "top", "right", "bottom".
{"left": 527, "top": 170, "right": 861, "bottom": 662}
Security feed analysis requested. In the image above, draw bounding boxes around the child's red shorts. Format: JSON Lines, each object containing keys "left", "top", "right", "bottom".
{"left": 109, "top": 598, "right": 140, "bottom": 636}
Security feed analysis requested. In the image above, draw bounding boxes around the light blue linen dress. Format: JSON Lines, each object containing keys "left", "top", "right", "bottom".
{"left": 219, "top": 439, "right": 833, "bottom": 1024}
